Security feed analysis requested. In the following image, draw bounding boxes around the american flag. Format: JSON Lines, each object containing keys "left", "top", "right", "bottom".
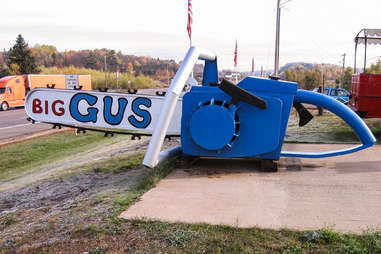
{"left": 234, "top": 39, "right": 238, "bottom": 68}
{"left": 187, "top": 0, "right": 192, "bottom": 40}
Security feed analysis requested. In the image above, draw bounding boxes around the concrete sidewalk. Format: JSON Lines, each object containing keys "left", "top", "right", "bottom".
{"left": 120, "top": 144, "right": 381, "bottom": 233}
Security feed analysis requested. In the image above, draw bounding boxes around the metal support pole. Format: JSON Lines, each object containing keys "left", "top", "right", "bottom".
{"left": 104, "top": 54, "right": 108, "bottom": 88}
{"left": 116, "top": 71, "right": 119, "bottom": 89}
{"left": 273, "top": 0, "right": 281, "bottom": 77}
{"left": 341, "top": 53, "right": 346, "bottom": 89}
{"left": 364, "top": 36, "right": 368, "bottom": 73}
{"left": 190, "top": 38, "right": 193, "bottom": 78}
{"left": 354, "top": 40, "right": 358, "bottom": 73}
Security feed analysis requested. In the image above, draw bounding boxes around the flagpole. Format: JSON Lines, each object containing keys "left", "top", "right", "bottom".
{"left": 252, "top": 57, "right": 255, "bottom": 75}
{"left": 234, "top": 39, "right": 238, "bottom": 83}
{"left": 187, "top": 0, "right": 193, "bottom": 77}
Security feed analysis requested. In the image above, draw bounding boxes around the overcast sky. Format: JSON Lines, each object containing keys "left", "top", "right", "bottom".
{"left": 1, "top": 0, "right": 381, "bottom": 71}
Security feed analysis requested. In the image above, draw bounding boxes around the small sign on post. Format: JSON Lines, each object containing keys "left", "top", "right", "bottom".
{"left": 65, "top": 75, "right": 79, "bottom": 89}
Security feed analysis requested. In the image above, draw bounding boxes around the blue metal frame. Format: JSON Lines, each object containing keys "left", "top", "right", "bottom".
{"left": 281, "top": 90, "right": 376, "bottom": 158}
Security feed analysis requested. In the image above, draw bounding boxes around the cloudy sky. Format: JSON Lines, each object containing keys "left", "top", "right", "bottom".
{"left": 1, "top": 0, "right": 381, "bottom": 71}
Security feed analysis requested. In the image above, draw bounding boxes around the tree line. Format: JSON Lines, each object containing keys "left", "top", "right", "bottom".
{"left": 282, "top": 63, "right": 353, "bottom": 90}
{"left": 0, "top": 35, "right": 179, "bottom": 86}
{"left": 4, "top": 34, "right": 376, "bottom": 91}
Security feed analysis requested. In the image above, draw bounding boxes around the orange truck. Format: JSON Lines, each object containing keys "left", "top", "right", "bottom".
{"left": 0, "top": 74, "right": 91, "bottom": 111}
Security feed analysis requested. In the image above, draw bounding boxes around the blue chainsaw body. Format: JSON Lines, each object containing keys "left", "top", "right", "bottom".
{"left": 180, "top": 62, "right": 376, "bottom": 160}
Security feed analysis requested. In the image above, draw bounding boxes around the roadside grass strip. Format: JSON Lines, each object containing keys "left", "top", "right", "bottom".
{"left": 0, "top": 131, "right": 131, "bottom": 181}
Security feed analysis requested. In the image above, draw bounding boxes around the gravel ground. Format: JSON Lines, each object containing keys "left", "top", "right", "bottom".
{"left": 0, "top": 137, "right": 180, "bottom": 252}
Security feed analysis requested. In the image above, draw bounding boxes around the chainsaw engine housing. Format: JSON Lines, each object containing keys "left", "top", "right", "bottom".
{"left": 181, "top": 77, "right": 297, "bottom": 160}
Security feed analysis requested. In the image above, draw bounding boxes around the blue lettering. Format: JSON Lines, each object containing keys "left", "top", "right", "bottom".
{"left": 128, "top": 97, "right": 152, "bottom": 128}
{"left": 103, "top": 97, "right": 128, "bottom": 125}
{"left": 70, "top": 93, "right": 98, "bottom": 123}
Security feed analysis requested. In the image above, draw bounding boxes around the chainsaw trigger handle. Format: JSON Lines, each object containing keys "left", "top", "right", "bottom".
{"left": 293, "top": 102, "right": 313, "bottom": 127}
{"left": 218, "top": 79, "right": 267, "bottom": 109}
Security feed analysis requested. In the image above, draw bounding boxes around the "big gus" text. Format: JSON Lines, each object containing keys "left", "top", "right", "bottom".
{"left": 32, "top": 93, "right": 152, "bottom": 129}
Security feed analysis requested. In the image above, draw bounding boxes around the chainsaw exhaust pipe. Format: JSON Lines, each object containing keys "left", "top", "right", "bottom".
{"left": 143, "top": 47, "right": 216, "bottom": 168}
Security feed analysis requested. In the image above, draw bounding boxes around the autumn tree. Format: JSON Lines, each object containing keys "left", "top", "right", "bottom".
{"left": 7, "top": 34, "right": 40, "bottom": 74}
{"left": 0, "top": 50, "right": 10, "bottom": 78}
{"left": 32, "top": 44, "right": 59, "bottom": 67}
{"left": 284, "top": 68, "right": 321, "bottom": 89}
{"left": 342, "top": 67, "right": 353, "bottom": 90}
{"left": 367, "top": 60, "right": 381, "bottom": 74}
{"left": 128, "top": 62, "right": 134, "bottom": 75}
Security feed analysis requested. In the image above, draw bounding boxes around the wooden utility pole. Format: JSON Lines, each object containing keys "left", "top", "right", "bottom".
{"left": 341, "top": 53, "right": 346, "bottom": 88}
{"left": 104, "top": 54, "right": 108, "bottom": 88}
{"left": 318, "top": 75, "right": 325, "bottom": 116}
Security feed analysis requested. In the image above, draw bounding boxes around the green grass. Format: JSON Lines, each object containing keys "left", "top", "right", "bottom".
{"left": 0, "top": 131, "right": 130, "bottom": 181}
{"left": 111, "top": 157, "right": 176, "bottom": 213}
{"left": 90, "top": 153, "right": 145, "bottom": 173}
{"left": 0, "top": 213, "right": 17, "bottom": 228}
{"left": 108, "top": 222, "right": 381, "bottom": 253}
{"left": 1, "top": 151, "right": 381, "bottom": 253}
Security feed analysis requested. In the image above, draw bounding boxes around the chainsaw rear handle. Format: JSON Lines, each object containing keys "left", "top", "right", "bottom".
{"left": 218, "top": 79, "right": 267, "bottom": 109}
{"left": 281, "top": 90, "right": 376, "bottom": 158}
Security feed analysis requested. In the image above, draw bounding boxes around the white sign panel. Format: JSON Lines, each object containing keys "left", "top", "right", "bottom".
{"left": 25, "top": 89, "right": 182, "bottom": 135}
{"left": 65, "top": 75, "right": 79, "bottom": 89}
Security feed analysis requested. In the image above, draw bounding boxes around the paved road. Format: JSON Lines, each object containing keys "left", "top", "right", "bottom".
{"left": 0, "top": 108, "right": 55, "bottom": 144}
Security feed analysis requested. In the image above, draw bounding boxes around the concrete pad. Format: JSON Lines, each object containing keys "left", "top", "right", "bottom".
{"left": 120, "top": 144, "right": 381, "bottom": 233}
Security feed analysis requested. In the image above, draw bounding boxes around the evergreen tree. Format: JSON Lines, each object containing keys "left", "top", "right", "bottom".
{"left": 6, "top": 34, "right": 40, "bottom": 74}
{"left": 0, "top": 67, "right": 10, "bottom": 78}
{"left": 106, "top": 50, "right": 118, "bottom": 72}
{"left": 84, "top": 52, "right": 99, "bottom": 69}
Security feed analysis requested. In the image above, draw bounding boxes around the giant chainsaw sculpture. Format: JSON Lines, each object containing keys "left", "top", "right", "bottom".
{"left": 25, "top": 47, "right": 376, "bottom": 169}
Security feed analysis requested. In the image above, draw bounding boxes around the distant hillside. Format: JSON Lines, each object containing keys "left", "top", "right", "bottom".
{"left": 279, "top": 62, "right": 353, "bottom": 90}
{"left": 280, "top": 62, "right": 314, "bottom": 73}
{"left": 280, "top": 62, "right": 342, "bottom": 81}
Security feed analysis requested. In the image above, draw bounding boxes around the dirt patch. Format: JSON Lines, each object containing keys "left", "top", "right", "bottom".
{"left": 0, "top": 138, "right": 180, "bottom": 212}
{"left": 0, "top": 138, "right": 180, "bottom": 252}
{"left": 0, "top": 164, "right": 152, "bottom": 252}
{"left": 0, "top": 167, "right": 149, "bottom": 213}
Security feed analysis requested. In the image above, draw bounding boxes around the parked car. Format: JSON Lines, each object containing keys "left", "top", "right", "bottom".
{"left": 313, "top": 87, "right": 349, "bottom": 104}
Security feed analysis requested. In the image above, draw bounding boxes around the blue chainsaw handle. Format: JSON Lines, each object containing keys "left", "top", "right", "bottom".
{"left": 281, "top": 90, "right": 376, "bottom": 158}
